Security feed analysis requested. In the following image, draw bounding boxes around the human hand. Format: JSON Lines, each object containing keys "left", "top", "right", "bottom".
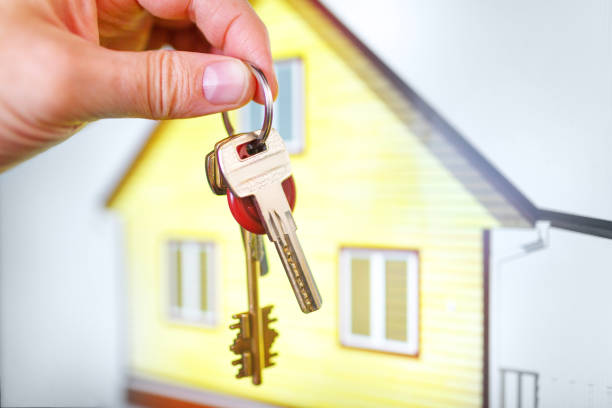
{"left": 0, "top": 0, "right": 277, "bottom": 171}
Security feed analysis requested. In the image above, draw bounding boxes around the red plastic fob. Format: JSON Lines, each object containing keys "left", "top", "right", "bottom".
{"left": 227, "top": 176, "right": 296, "bottom": 234}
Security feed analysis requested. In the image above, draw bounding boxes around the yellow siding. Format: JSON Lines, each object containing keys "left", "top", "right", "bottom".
{"left": 110, "top": 0, "right": 500, "bottom": 406}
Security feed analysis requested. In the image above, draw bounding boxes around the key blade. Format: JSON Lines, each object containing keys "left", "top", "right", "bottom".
{"left": 253, "top": 183, "right": 295, "bottom": 242}
{"left": 218, "top": 129, "right": 321, "bottom": 313}
{"left": 272, "top": 229, "right": 322, "bottom": 313}
{"left": 253, "top": 184, "right": 322, "bottom": 313}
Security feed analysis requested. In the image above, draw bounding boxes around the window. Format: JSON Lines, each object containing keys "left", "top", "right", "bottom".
{"left": 241, "top": 58, "right": 304, "bottom": 153}
{"left": 339, "top": 248, "right": 419, "bottom": 355}
{"left": 167, "top": 240, "right": 217, "bottom": 326}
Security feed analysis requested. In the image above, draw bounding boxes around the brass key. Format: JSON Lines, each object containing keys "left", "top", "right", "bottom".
{"left": 204, "top": 118, "right": 276, "bottom": 385}
{"left": 229, "top": 228, "right": 278, "bottom": 385}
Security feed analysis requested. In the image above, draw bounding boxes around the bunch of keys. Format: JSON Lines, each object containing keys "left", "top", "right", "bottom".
{"left": 204, "top": 64, "right": 322, "bottom": 384}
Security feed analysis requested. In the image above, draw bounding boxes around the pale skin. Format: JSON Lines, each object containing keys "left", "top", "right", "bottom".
{"left": 0, "top": 0, "right": 278, "bottom": 171}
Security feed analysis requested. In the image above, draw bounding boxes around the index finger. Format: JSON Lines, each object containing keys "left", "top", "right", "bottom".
{"left": 137, "top": 0, "right": 278, "bottom": 103}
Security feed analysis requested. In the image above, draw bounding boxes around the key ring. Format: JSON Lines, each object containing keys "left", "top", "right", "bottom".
{"left": 221, "top": 63, "right": 273, "bottom": 149}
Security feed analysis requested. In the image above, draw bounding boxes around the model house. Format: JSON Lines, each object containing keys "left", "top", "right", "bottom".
{"left": 106, "top": 0, "right": 612, "bottom": 406}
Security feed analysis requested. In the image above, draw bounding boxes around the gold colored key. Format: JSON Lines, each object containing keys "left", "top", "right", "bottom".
{"left": 205, "top": 133, "right": 276, "bottom": 384}
{"left": 229, "top": 227, "right": 278, "bottom": 385}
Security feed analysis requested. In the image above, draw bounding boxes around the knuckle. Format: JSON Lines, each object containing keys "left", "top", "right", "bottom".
{"left": 144, "top": 50, "right": 191, "bottom": 119}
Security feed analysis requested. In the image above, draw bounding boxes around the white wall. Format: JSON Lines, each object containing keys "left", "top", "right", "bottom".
{"left": 490, "top": 227, "right": 612, "bottom": 407}
{"left": 322, "top": 0, "right": 612, "bottom": 220}
{"left": 0, "top": 119, "right": 153, "bottom": 406}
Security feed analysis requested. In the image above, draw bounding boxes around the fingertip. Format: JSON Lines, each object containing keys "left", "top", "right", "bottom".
{"left": 252, "top": 64, "right": 278, "bottom": 105}
{"left": 202, "top": 58, "right": 255, "bottom": 106}
{"left": 269, "top": 70, "right": 279, "bottom": 101}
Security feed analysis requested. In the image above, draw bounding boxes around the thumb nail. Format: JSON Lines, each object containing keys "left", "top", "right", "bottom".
{"left": 202, "top": 60, "right": 249, "bottom": 105}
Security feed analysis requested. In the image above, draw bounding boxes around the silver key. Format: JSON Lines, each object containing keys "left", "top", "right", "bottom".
{"left": 217, "top": 129, "right": 322, "bottom": 313}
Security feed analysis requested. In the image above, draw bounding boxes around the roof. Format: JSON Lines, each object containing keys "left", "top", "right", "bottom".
{"left": 106, "top": 0, "right": 612, "bottom": 240}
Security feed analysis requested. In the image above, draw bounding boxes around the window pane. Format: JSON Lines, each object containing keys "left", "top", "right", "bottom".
{"left": 200, "top": 248, "right": 208, "bottom": 312}
{"left": 180, "top": 242, "right": 201, "bottom": 316}
{"left": 175, "top": 245, "right": 182, "bottom": 308}
{"left": 168, "top": 240, "right": 218, "bottom": 326}
{"left": 351, "top": 258, "right": 370, "bottom": 336}
{"left": 276, "top": 61, "right": 294, "bottom": 143}
{"left": 385, "top": 260, "right": 407, "bottom": 342}
{"left": 247, "top": 101, "right": 262, "bottom": 133}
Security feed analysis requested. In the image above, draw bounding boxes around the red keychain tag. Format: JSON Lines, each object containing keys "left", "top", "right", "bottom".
{"left": 227, "top": 176, "right": 296, "bottom": 234}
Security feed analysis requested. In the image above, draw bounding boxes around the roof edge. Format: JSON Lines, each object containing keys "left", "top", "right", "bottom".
{"left": 104, "top": 121, "right": 166, "bottom": 208}
{"left": 538, "top": 209, "right": 612, "bottom": 240}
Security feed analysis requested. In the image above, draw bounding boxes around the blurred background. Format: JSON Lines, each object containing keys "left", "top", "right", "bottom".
{"left": 1, "top": 0, "right": 611, "bottom": 407}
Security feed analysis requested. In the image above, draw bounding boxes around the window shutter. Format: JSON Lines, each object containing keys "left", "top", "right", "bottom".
{"left": 351, "top": 258, "right": 371, "bottom": 336}
{"left": 276, "top": 61, "right": 294, "bottom": 144}
{"left": 175, "top": 244, "right": 183, "bottom": 309}
{"left": 200, "top": 248, "right": 208, "bottom": 312}
{"left": 385, "top": 260, "right": 408, "bottom": 342}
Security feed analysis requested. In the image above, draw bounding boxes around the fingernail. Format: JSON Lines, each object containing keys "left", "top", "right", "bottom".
{"left": 202, "top": 60, "right": 248, "bottom": 105}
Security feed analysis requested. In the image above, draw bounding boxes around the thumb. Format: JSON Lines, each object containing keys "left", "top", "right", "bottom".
{"left": 82, "top": 48, "right": 256, "bottom": 120}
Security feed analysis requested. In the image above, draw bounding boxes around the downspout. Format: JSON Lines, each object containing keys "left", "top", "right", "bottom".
{"left": 488, "top": 220, "right": 550, "bottom": 408}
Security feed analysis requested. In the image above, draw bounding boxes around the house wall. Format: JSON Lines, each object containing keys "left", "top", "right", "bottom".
{"left": 489, "top": 228, "right": 612, "bottom": 408}
{"left": 110, "top": 0, "right": 500, "bottom": 406}
{"left": 0, "top": 119, "right": 153, "bottom": 407}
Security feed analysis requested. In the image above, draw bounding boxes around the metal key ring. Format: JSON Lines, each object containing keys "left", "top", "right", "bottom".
{"left": 221, "top": 63, "right": 273, "bottom": 147}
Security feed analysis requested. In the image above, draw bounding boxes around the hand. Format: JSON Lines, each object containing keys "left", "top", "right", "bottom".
{"left": 0, "top": 0, "right": 278, "bottom": 171}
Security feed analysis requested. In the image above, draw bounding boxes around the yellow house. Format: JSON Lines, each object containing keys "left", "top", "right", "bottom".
{"left": 105, "top": 0, "right": 550, "bottom": 406}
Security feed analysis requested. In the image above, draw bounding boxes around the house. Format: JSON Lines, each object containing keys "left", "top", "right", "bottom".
{"left": 105, "top": 0, "right": 612, "bottom": 407}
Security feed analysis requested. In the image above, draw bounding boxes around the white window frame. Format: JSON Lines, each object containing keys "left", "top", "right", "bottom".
{"left": 166, "top": 240, "right": 218, "bottom": 327}
{"left": 339, "top": 248, "right": 419, "bottom": 355}
{"left": 240, "top": 58, "right": 305, "bottom": 154}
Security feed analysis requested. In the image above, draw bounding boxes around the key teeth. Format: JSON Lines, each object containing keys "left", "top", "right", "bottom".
{"left": 262, "top": 305, "right": 279, "bottom": 368}
{"left": 230, "top": 311, "right": 255, "bottom": 380}
{"left": 232, "top": 351, "right": 253, "bottom": 379}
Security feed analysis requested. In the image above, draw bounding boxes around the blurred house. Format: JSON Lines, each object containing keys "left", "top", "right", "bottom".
{"left": 106, "top": 0, "right": 612, "bottom": 407}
